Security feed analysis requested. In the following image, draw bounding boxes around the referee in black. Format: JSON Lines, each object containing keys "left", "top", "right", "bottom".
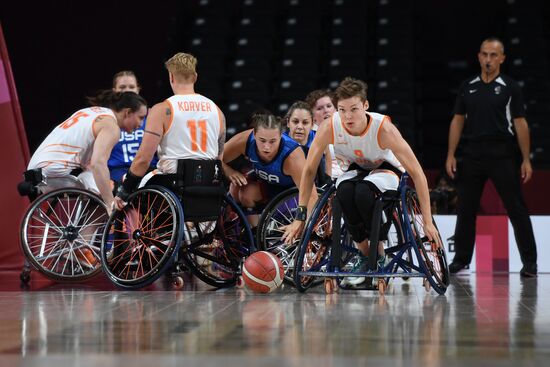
{"left": 445, "top": 37, "right": 537, "bottom": 278}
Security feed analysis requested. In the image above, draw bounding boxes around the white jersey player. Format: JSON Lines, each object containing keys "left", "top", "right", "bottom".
{"left": 27, "top": 91, "right": 147, "bottom": 211}
{"left": 114, "top": 52, "right": 225, "bottom": 209}
{"left": 283, "top": 77, "right": 440, "bottom": 261}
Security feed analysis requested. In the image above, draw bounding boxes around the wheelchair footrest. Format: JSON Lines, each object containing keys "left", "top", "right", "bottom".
{"left": 339, "top": 281, "right": 379, "bottom": 291}
{"left": 298, "top": 270, "right": 406, "bottom": 278}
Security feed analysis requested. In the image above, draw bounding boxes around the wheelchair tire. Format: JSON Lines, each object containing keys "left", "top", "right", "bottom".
{"left": 180, "top": 195, "right": 254, "bottom": 288}
{"left": 256, "top": 187, "right": 324, "bottom": 285}
{"left": 293, "top": 186, "right": 336, "bottom": 292}
{"left": 404, "top": 188, "right": 450, "bottom": 295}
{"left": 100, "top": 186, "right": 184, "bottom": 289}
{"left": 20, "top": 188, "right": 108, "bottom": 282}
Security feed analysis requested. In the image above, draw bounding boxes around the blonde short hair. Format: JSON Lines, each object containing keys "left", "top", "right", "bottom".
{"left": 165, "top": 52, "right": 197, "bottom": 78}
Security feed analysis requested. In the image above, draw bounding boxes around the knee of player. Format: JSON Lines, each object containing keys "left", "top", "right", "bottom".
{"left": 354, "top": 183, "right": 376, "bottom": 208}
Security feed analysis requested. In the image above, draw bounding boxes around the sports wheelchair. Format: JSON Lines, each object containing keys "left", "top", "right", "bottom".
{"left": 293, "top": 172, "right": 450, "bottom": 295}
{"left": 18, "top": 169, "right": 109, "bottom": 283}
{"left": 100, "top": 159, "right": 255, "bottom": 289}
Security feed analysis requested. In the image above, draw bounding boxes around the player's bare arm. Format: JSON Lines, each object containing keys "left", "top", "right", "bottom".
{"left": 129, "top": 102, "right": 167, "bottom": 177}
{"left": 283, "top": 146, "right": 318, "bottom": 210}
{"left": 222, "top": 129, "right": 252, "bottom": 186}
{"left": 379, "top": 120, "right": 441, "bottom": 247}
{"left": 91, "top": 116, "right": 120, "bottom": 212}
{"left": 282, "top": 119, "right": 331, "bottom": 244}
{"left": 217, "top": 108, "right": 227, "bottom": 160}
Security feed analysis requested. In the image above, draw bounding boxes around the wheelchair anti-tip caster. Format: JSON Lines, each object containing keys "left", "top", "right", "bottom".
{"left": 20, "top": 270, "right": 31, "bottom": 284}
{"left": 236, "top": 275, "right": 245, "bottom": 289}
{"left": 172, "top": 276, "right": 185, "bottom": 290}
{"left": 423, "top": 278, "right": 431, "bottom": 292}
{"left": 324, "top": 278, "right": 338, "bottom": 294}
{"left": 377, "top": 278, "right": 386, "bottom": 295}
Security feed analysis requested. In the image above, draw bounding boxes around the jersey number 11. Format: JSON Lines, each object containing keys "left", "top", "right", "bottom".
{"left": 187, "top": 119, "right": 207, "bottom": 152}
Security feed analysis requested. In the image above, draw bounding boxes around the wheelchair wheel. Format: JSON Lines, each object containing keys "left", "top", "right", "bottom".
{"left": 404, "top": 188, "right": 450, "bottom": 295}
{"left": 20, "top": 188, "right": 108, "bottom": 281}
{"left": 100, "top": 186, "right": 183, "bottom": 289}
{"left": 380, "top": 204, "right": 412, "bottom": 285}
{"left": 257, "top": 187, "right": 323, "bottom": 285}
{"left": 180, "top": 195, "right": 254, "bottom": 288}
{"left": 293, "top": 187, "right": 336, "bottom": 293}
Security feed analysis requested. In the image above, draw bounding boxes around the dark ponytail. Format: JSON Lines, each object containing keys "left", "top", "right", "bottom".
{"left": 86, "top": 90, "right": 147, "bottom": 113}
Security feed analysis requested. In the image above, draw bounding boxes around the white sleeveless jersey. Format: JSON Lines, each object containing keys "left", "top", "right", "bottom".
{"left": 157, "top": 94, "right": 222, "bottom": 173}
{"left": 28, "top": 107, "right": 116, "bottom": 175}
{"left": 331, "top": 111, "right": 404, "bottom": 172}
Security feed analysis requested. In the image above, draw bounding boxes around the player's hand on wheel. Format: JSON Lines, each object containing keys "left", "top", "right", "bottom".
{"left": 113, "top": 196, "right": 127, "bottom": 211}
{"left": 423, "top": 221, "right": 442, "bottom": 249}
{"left": 281, "top": 220, "right": 305, "bottom": 245}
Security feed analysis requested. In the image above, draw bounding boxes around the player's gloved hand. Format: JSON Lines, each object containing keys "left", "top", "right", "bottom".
{"left": 113, "top": 170, "right": 143, "bottom": 210}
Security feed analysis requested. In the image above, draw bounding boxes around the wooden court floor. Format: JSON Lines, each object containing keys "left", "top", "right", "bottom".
{"left": 0, "top": 271, "right": 548, "bottom": 366}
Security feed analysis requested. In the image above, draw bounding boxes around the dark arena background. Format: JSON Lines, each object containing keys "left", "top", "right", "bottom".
{"left": 0, "top": 0, "right": 549, "bottom": 366}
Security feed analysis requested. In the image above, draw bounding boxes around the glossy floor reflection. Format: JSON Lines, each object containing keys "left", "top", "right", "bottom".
{"left": 0, "top": 271, "right": 548, "bottom": 366}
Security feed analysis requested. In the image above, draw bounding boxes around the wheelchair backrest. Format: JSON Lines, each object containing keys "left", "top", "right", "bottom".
{"left": 176, "top": 159, "right": 226, "bottom": 221}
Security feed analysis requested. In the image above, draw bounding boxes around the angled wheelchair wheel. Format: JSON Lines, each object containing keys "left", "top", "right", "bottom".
{"left": 386, "top": 207, "right": 413, "bottom": 281}
{"left": 20, "top": 188, "right": 108, "bottom": 282}
{"left": 293, "top": 186, "right": 336, "bottom": 293}
{"left": 100, "top": 186, "right": 183, "bottom": 289}
{"left": 180, "top": 195, "right": 254, "bottom": 288}
{"left": 257, "top": 187, "right": 323, "bottom": 285}
{"left": 404, "top": 188, "right": 450, "bottom": 295}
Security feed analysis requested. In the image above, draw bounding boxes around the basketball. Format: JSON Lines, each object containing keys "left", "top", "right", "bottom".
{"left": 242, "top": 251, "right": 284, "bottom": 294}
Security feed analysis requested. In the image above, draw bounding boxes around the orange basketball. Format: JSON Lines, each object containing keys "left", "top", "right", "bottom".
{"left": 242, "top": 251, "right": 284, "bottom": 293}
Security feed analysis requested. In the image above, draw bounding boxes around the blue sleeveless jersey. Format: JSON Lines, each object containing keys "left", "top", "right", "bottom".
{"left": 283, "top": 130, "right": 315, "bottom": 155}
{"left": 245, "top": 132, "right": 300, "bottom": 187}
{"left": 283, "top": 129, "right": 328, "bottom": 181}
{"left": 108, "top": 117, "right": 158, "bottom": 181}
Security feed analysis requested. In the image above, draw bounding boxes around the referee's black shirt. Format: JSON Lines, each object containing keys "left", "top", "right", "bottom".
{"left": 453, "top": 74, "right": 526, "bottom": 143}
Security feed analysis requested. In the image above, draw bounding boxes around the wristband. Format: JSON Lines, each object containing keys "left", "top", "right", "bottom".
{"left": 295, "top": 206, "right": 307, "bottom": 221}
{"left": 117, "top": 170, "right": 143, "bottom": 201}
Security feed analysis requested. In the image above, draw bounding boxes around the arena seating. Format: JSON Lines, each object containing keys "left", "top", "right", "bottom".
{"left": 175, "top": 0, "right": 550, "bottom": 169}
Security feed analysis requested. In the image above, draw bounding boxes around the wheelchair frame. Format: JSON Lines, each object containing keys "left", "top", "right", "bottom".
{"left": 256, "top": 186, "right": 327, "bottom": 285}
{"left": 293, "top": 172, "right": 450, "bottom": 295}
{"left": 100, "top": 185, "right": 255, "bottom": 289}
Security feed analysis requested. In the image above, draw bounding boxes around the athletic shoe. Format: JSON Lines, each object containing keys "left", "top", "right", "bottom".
{"left": 449, "top": 260, "right": 468, "bottom": 274}
{"left": 341, "top": 254, "right": 386, "bottom": 286}
{"left": 520, "top": 263, "right": 537, "bottom": 278}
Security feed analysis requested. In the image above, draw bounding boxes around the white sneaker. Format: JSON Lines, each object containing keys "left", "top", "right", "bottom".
{"left": 341, "top": 254, "right": 368, "bottom": 286}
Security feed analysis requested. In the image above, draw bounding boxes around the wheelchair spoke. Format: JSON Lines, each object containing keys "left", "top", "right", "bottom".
{"left": 70, "top": 194, "right": 91, "bottom": 227}
{"left": 33, "top": 207, "right": 64, "bottom": 235}
{"left": 77, "top": 204, "right": 108, "bottom": 229}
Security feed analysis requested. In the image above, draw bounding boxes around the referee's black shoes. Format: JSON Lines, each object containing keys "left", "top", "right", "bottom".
{"left": 449, "top": 260, "right": 468, "bottom": 274}
{"left": 520, "top": 263, "right": 537, "bottom": 278}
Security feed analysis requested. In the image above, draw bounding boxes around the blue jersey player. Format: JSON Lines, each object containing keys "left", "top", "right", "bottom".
{"left": 283, "top": 100, "right": 329, "bottom": 184}
{"left": 108, "top": 71, "right": 158, "bottom": 184}
{"left": 222, "top": 113, "right": 317, "bottom": 227}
